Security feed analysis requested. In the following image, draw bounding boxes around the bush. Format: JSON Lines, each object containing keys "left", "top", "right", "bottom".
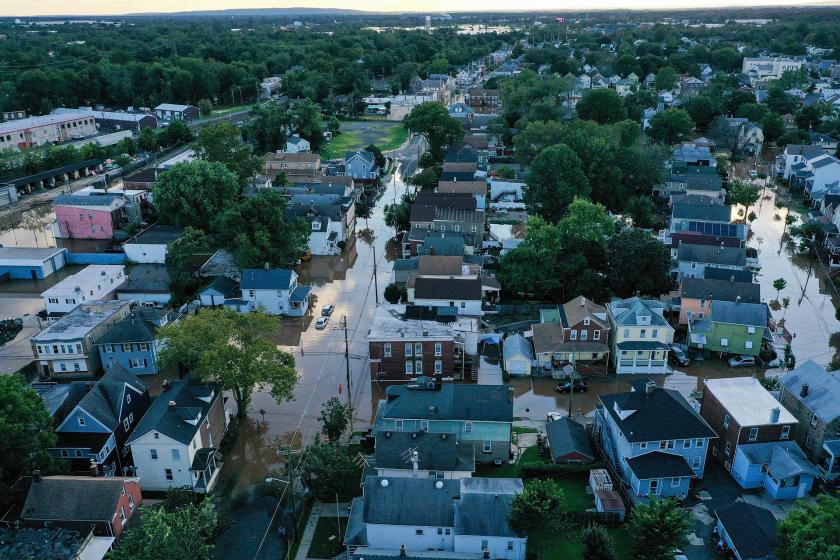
{"left": 336, "top": 240, "right": 347, "bottom": 251}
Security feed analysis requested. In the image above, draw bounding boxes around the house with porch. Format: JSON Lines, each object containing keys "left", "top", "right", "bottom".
{"left": 678, "top": 277, "right": 761, "bottom": 325}
{"left": 531, "top": 296, "right": 611, "bottom": 374}
{"left": 779, "top": 360, "right": 840, "bottom": 480}
{"left": 127, "top": 376, "right": 230, "bottom": 493}
{"left": 594, "top": 380, "right": 717, "bottom": 502}
{"left": 606, "top": 297, "right": 674, "bottom": 374}
{"left": 343, "top": 150, "right": 380, "bottom": 182}
{"left": 410, "top": 277, "right": 484, "bottom": 316}
{"left": 234, "top": 268, "right": 311, "bottom": 316}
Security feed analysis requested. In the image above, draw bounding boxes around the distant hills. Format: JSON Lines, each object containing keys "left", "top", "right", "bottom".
{"left": 125, "top": 7, "right": 373, "bottom": 17}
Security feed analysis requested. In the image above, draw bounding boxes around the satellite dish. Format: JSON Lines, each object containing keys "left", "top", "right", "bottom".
{"left": 435, "top": 481, "right": 444, "bottom": 489}
{"left": 381, "top": 479, "right": 389, "bottom": 487}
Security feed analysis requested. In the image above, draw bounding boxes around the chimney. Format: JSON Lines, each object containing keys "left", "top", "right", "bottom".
{"left": 411, "top": 450, "right": 419, "bottom": 477}
{"left": 168, "top": 400, "right": 177, "bottom": 410}
{"left": 645, "top": 381, "right": 656, "bottom": 395}
{"left": 580, "top": 296, "right": 586, "bottom": 307}
{"left": 770, "top": 407, "right": 781, "bottom": 424}
{"left": 800, "top": 383, "right": 809, "bottom": 398}
{"left": 736, "top": 296, "right": 741, "bottom": 303}
{"left": 400, "top": 545, "right": 406, "bottom": 558}
{"left": 730, "top": 275, "right": 735, "bottom": 283}
{"left": 32, "top": 470, "right": 41, "bottom": 483}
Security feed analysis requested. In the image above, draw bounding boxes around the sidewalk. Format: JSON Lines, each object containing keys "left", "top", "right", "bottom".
{"left": 293, "top": 502, "right": 323, "bottom": 560}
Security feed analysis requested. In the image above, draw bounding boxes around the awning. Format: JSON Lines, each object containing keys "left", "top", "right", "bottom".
{"left": 290, "top": 285, "right": 312, "bottom": 303}
{"left": 690, "top": 334, "right": 708, "bottom": 345}
{"left": 616, "top": 341, "right": 669, "bottom": 351}
{"left": 191, "top": 447, "right": 219, "bottom": 471}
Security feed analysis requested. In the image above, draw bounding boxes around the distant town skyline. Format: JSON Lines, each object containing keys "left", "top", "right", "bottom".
{"left": 2, "top": 0, "right": 828, "bottom": 18}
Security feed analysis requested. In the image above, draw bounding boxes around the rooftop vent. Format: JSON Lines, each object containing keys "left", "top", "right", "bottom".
{"left": 800, "top": 384, "right": 809, "bottom": 398}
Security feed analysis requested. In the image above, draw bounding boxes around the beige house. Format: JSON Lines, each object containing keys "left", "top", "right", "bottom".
{"left": 264, "top": 151, "right": 321, "bottom": 181}
{"left": 532, "top": 296, "right": 611, "bottom": 375}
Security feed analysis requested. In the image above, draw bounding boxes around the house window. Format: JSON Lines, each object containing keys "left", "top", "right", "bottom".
{"left": 78, "top": 415, "right": 86, "bottom": 426}
{"left": 138, "top": 342, "right": 149, "bottom": 351}
{"left": 405, "top": 362, "right": 413, "bottom": 374}
{"left": 508, "top": 541, "right": 514, "bottom": 551}
{"left": 445, "top": 529, "right": 451, "bottom": 535}
{"left": 154, "top": 432, "right": 159, "bottom": 439}
{"left": 640, "top": 329, "right": 646, "bottom": 339}
{"left": 48, "top": 297, "right": 59, "bottom": 304}
{"left": 652, "top": 329, "right": 658, "bottom": 338}
{"left": 723, "top": 414, "right": 730, "bottom": 429}
{"left": 640, "top": 442, "right": 648, "bottom": 450}
{"left": 435, "top": 360, "right": 442, "bottom": 373}
{"left": 465, "top": 421, "right": 473, "bottom": 433}
{"left": 593, "top": 330, "right": 601, "bottom": 340}
{"left": 747, "top": 326, "right": 756, "bottom": 334}
{"left": 74, "top": 450, "right": 82, "bottom": 457}
{"left": 649, "top": 479, "right": 660, "bottom": 494}
{"left": 129, "top": 358, "right": 147, "bottom": 369}
{"left": 248, "top": 290, "right": 255, "bottom": 297}
{"left": 415, "top": 529, "right": 424, "bottom": 535}
{"left": 129, "top": 413, "right": 134, "bottom": 423}
{"left": 725, "top": 442, "right": 731, "bottom": 457}
{"left": 471, "top": 226, "right": 477, "bottom": 233}
{"left": 666, "top": 440, "right": 675, "bottom": 450}
{"left": 745, "top": 341, "right": 753, "bottom": 350}
{"left": 749, "top": 427, "right": 758, "bottom": 441}
{"left": 659, "top": 441, "right": 667, "bottom": 450}
{"left": 172, "top": 449, "right": 180, "bottom": 460}
{"left": 61, "top": 449, "right": 69, "bottom": 457}
{"left": 692, "top": 457, "right": 701, "bottom": 469}
{"left": 415, "top": 343, "right": 422, "bottom": 356}
{"left": 482, "top": 441, "right": 492, "bottom": 453}
{"left": 128, "top": 494, "right": 135, "bottom": 510}
{"left": 580, "top": 330, "right": 588, "bottom": 341}
{"left": 810, "top": 413, "right": 818, "bottom": 428}
{"left": 383, "top": 343, "right": 391, "bottom": 358}
{"left": 405, "top": 343, "right": 413, "bottom": 357}
{"left": 123, "top": 418, "right": 130, "bottom": 431}
{"left": 683, "top": 440, "right": 692, "bottom": 449}
{"left": 150, "top": 449, "right": 158, "bottom": 460}
{"left": 396, "top": 420, "right": 404, "bottom": 431}
{"left": 435, "top": 342, "right": 442, "bottom": 356}
{"left": 671, "top": 478, "right": 681, "bottom": 487}
{"left": 781, "top": 425, "right": 790, "bottom": 439}
{"left": 721, "top": 338, "right": 729, "bottom": 347}
{"left": 119, "top": 507, "right": 127, "bottom": 524}
{"left": 165, "top": 469, "right": 173, "bottom": 481}
{"left": 481, "top": 540, "right": 488, "bottom": 549}
{"left": 420, "top": 420, "right": 429, "bottom": 430}
{"left": 805, "top": 434, "right": 813, "bottom": 449}
{"left": 438, "top": 528, "right": 443, "bottom": 535}
{"left": 583, "top": 318, "right": 590, "bottom": 326}
{"left": 570, "top": 330, "right": 577, "bottom": 340}
{"left": 415, "top": 361, "right": 423, "bottom": 375}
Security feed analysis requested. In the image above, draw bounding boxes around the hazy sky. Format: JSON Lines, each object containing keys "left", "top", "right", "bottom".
{"left": 2, "top": 1, "right": 822, "bottom": 17}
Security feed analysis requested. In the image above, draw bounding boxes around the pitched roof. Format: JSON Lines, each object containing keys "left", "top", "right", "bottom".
{"left": 64, "top": 365, "right": 147, "bottom": 431}
{"left": 780, "top": 360, "right": 840, "bottom": 422}
{"left": 704, "top": 267, "right": 754, "bottom": 283}
{"left": 599, "top": 385, "right": 716, "bottom": 443}
{"left": 21, "top": 477, "right": 133, "bottom": 522}
{"left": 97, "top": 309, "right": 163, "bottom": 344}
{"left": 415, "top": 192, "right": 478, "bottom": 210}
{"left": 380, "top": 384, "right": 513, "bottom": 423}
{"left": 715, "top": 503, "right": 778, "bottom": 560}
{"left": 374, "top": 430, "right": 475, "bottom": 473}
{"left": 626, "top": 452, "right": 696, "bottom": 479}
{"left": 563, "top": 295, "right": 607, "bottom": 328}
{"left": 198, "top": 275, "right": 240, "bottom": 298}
{"left": 531, "top": 322, "right": 565, "bottom": 354}
{"left": 738, "top": 441, "right": 819, "bottom": 479}
{"left": 362, "top": 476, "right": 458, "bottom": 527}
{"left": 417, "top": 255, "right": 464, "bottom": 276}
{"left": 680, "top": 278, "right": 760, "bottom": 303}
{"left": 546, "top": 418, "right": 595, "bottom": 462}
{"left": 437, "top": 181, "right": 487, "bottom": 195}
{"left": 413, "top": 277, "right": 482, "bottom": 300}
{"left": 672, "top": 201, "right": 733, "bottom": 222}
{"left": 503, "top": 333, "right": 534, "bottom": 360}
{"left": 607, "top": 297, "right": 669, "bottom": 327}
{"left": 127, "top": 376, "right": 219, "bottom": 445}
{"left": 677, "top": 244, "right": 746, "bottom": 267}
{"left": 240, "top": 269, "right": 294, "bottom": 290}
{"left": 710, "top": 300, "right": 768, "bottom": 327}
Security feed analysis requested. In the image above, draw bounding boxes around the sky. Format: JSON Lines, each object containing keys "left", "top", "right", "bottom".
{"left": 1, "top": 0, "right": 826, "bottom": 17}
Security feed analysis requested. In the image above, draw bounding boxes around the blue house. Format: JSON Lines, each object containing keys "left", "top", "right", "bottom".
{"left": 732, "top": 440, "right": 819, "bottom": 500}
{"left": 594, "top": 380, "right": 717, "bottom": 502}
{"left": 96, "top": 307, "right": 172, "bottom": 375}
{"left": 344, "top": 150, "right": 379, "bottom": 182}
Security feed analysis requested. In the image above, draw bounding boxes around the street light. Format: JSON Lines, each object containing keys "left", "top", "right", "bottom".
{"left": 265, "top": 477, "right": 298, "bottom": 539}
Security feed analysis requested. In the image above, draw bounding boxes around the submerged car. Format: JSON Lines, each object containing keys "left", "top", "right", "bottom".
{"left": 728, "top": 355, "right": 756, "bottom": 368}
{"left": 321, "top": 304, "right": 335, "bottom": 317}
{"left": 669, "top": 344, "right": 691, "bottom": 366}
{"left": 315, "top": 316, "right": 330, "bottom": 330}
{"left": 554, "top": 379, "right": 588, "bottom": 394}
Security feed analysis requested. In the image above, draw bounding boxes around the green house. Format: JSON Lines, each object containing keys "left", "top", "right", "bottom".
{"left": 688, "top": 299, "right": 768, "bottom": 356}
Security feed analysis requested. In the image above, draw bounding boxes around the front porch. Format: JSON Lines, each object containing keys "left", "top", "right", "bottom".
{"left": 818, "top": 440, "right": 840, "bottom": 481}
{"left": 614, "top": 341, "right": 669, "bottom": 374}
{"left": 191, "top": 447, "right": 223, "bottom": 493}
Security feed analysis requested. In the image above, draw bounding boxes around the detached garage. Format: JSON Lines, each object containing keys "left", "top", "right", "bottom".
{"left": 503, "top": 333, "right": 533, "bottom": 376}
{"left": 0, "top": 247, "right": 68, "bottom": 280}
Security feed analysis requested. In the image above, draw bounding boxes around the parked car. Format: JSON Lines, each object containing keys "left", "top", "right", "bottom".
{"left": 728, "top": 355, "right": 756, "bottom": 368}
{"left": 315, "top": 317, "right": 330, "bottom": 330}
{"left": 749, "top": 170, "right": 758, "bottom": 179}
{"left": 669, "top": 344, "right": 690, "bottom": 366}
{"left": 321, "top": 304, "right": 335, "bottom": 317}
{"left": 554, "top": 379, "right": 588, "bottom": 394}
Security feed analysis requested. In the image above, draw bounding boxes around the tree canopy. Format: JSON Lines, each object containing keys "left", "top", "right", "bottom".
{"left": 627, "top": 498, "right": 690, "bottom": 560}
{"left": 403, "top": 102, "right": 464, "bottom": 162}
{"left": 195, "top": 122, "right": 262, "bottom": 186}
{"left": 524, "top": 144, "right": 590, "bottom": 222}
{"left": 607, "top": 229, "right": 674, "bottom": 298}
{"left": 647, "top": 109, "right": 695, "bottom": 145}
{"left": 152, "top": 161, "right": 240, "bottom": 229}
{"left": 777, "top": 495, "right": 840, "bottom": 560}
{"left": 577, "top": 88, "right": 629, "bottom": 125}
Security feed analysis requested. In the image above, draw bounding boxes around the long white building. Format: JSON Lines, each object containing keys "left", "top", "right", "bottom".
{"left": 0, "top": 112, "right": 97, "bottom": 152}
{"left": 41, "top": 265, "right": 126, "bottom": 315}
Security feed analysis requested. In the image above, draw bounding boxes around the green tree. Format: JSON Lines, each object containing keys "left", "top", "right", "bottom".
{"left": 291, "top": 100, "right": 326, "bottom": 150}
{"left": 647, "top": 109, "right": 695, "bottom": 145}
{"left": 248, "top": 101, "right": 292, "bottom": 153}
{"left": 384, "top": 282, "right": 408, "bottom": 304}
{"left": 627, "top": 498, "right": 690, "bottom": 560}
{"left": 773, "top": 278, "right": 787, "bottom": 301}
{"left": 524, "top": 144, "right": 590, "bottom": 222}
{"left": 212, "top": 191, "right": 309, "bottom": 269}
{"left": 108, "top": 499, "right": 218, "bottom": 560}
{"left": 158, "top": 120, "right": 194, "bottom": 148}
{"left": 766, "top": 88, "right": 799, "bottom": 115}
{"left": 0, "top": 375, "right": 59, "bottom": 488}
{"left": 625, "top": 195, "right": 656, "bottom": 228}
{"left": 577, "top": 88, "right": 628, "bottom": 125}
{"left": 736, "top": 103, "right": 770, "bottom": 123}
{"left": 195, "top": 122, "right": 262, "bottom": 185}
{"left": 153, "top": 161, "right": 239, "bottom": 229}
{"left": 777, "top": 495, "right": 840, "bottom": 560}
{"left": 157, "top": 308, "right": 298, "bottom": 416}
{"left": 761, "top": 114, "right": 785, "bottom": 143}
{"left": 683, "top": 96, "right": 718, "bottom": 130}
{"left": 197, "top": 98, "right": 213, "bottom": 117}
{"left": 729, "top": 181, "right": 760, "bottom": 219}
{"left": 655, "top": 66, "right": 678, "bottom": 91}
{"left": 166, "top": 227, "right": 213, "bottom": 305}
{"left": 403, "top": 102, "right": 464, "bottom": 162}
{"left": 582, "top": 524, "right": 618, "bottom": 560}
{"left": 138, "top": 127, "right": 159, "bottom": 152}
{"left": 513, "top": 120, "right": 565, "bottom": 164}
{"left": 508, "top": 479, "right": 565, "bottom": 536}
{"left": 797, "top": 104, "right": 827, "bottom": 132}
{"left": 295, "top": 441, "right": 359, "bottom": 501}
{"left": 365, "top": 144, "right": 386, "bottom": 170}
{"left": 607, "top": 229, "right": 674, "bottom": 297}
{"left": 558, "top": 198, "right": 615, "bottom": 247}
{"left": 318, "top": 397, "right": 350, "bottom": 444}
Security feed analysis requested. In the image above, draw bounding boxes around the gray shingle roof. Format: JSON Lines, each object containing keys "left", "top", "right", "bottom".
{"left": 546, "top": 418, "right": 595, "bottom": 462}
{"left": 780, "top": 360, "right": 840, "bottom": 422}
{"left": 374, "top": 430, "right": 475, "bottom": 473}
{"left": 626, "top": 452, "right": 695, "bottom": 479}
{"left": 97, "top": 309, "right": 162, "bottom": 344}
{"left": 380, "top": 384, "right": 513, "bottom": 423}
{"left": 738, "top": 441, "right": 819, "bottom": 479}
{"left": 677, "top": 244, "right": 746, "bottom": 267}
{"left": 704, "top": 267, "right": 753, "bottom": 283}
{"left": 127, "top": 376, "right": 219, "bottom": 445}
{"left": 503, "top": 334, "right": 534, "bottom": 361}
{"left": 363, "top": 476, "right": 458, "bottom": 527}
{"left": 55, "top": 194, "right": 121, "bottom": 207}
{"left": 68, "top": 365, "right": 147, "bottom": 431}
{"left": 413, "top": 277, "right": 482, "bottom": 300}
{"left": 680, "top": 278, "right": 760, "bottom": 303}
{"left": 240, "top": 269, "right": 293, "bottom": 290}
{"left": 21, "top": 477, "right": 131, "bottom": 522}
{"left": 607, "top": 297, "right": 669, "bottom": 327}
{"left": 715, "top": 502, "right": 778, "bottom": 560}
{"left": 710, "top": 300, "right": 768, "bottom": 327}
{"left": 672, "top": 202, "right": 733, "bottom": 222}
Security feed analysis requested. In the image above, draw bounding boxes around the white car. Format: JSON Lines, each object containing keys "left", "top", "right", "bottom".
{"left": 728, "top": 355, "right": 756, "bottom": 368}
{"left": 315, "top": 317, "right": 330, "bottom": 330}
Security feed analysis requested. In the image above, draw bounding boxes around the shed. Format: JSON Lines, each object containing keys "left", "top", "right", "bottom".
{"left": 503, "top": 333, "right": 533, "bottom": 376}
{"left": 0, "top": 247, "right": 68, "bottom": 279}
{"left": 545, "top": 418, "right": 595, "bottom": 464}
{"left": 594, "top": 490, "right": 626, "bottom": 521}
{"left": 589, "top": 468, "right": 613, "bottom": 492}
{"left": 715, "top": 502, "right": 778, "bottom": 560}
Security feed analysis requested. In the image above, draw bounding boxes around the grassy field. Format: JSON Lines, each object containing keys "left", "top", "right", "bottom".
{"left": 320, "top": 120, "right": 409, "bottom": 160}
{"left": 307, "top": 517, "right": 347, "bottom": 559}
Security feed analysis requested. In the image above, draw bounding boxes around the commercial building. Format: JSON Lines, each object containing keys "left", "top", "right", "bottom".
{"left": 41, "top": 265, "right": 126, "bottom": 315}
{"left": 0, "top": 247, "right": 68, "bottom": 280}
{"left": 0, "top": 112, "right": 97, "bottom": 152}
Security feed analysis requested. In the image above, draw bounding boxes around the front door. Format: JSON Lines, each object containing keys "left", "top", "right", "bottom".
{"left": 649, "top": 479, "right": 660, "bottom": 495}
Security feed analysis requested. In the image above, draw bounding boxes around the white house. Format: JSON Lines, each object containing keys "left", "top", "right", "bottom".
{"left": 42, "top": 265, "right": 126, "bottom": 315}
{"left": 237, "top": 268, "right": 311, "bottom": 316}
{"left": 122, "top": 225, "right": 183, "bottom": 264}
{"left": 127, "top": 377, "right": 230, "bottom": 493}
{"left": 345, "top": 476, "right": 526, "bottom": 560}
{"left": 489, "top": 180, "right": 525, "bottom": 203}
{"left": 410, "top": 278, "right": 483, "bottom": 316}
{"left": 777, "top": 144, "right": 826, "bottom": 179}
{"left": 286, "top": 135, "right": 311, "bottom": 153}
{"left": 606, "top": 297, "right": 674, "bottom": 374}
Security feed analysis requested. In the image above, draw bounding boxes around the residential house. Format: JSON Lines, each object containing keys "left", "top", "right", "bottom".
{"left": 115, "top": 264, "right": 172, "bottom": 305}
{"left": 19, "top": 475, "right": 142, "bottom": 538}
{"left": 733, "top": 441, "right": 819, "bottom": 499}
{"left": 54, "top": 193, "right": 127, "bottom": 239}
{"left": 367, "top": 305, "right": 478, "bottom": 380}
{"left": 489, "top": 180, "right": 525, "bottom": 203}
{"left": 153, "top": 103, "right": 199, "bottom": 121}
{"left": 689, "top": 299, "right": 768, "bottom": 356}
{"left": 606, "top": 297, "right": 674, "bottom": 374}
{"left": 38, "top": 365, "right": 150, "bottom": 475}
{"left": 410, "top": 205, "right": 484, "bottom": 250}
{"left": 264, "top": 151, "right": 321, "bottom": 182}
{"left": 402, "top": 229, "right": 469, "bottom": 258}
{"left": 0, "top": 112, "right": 97, "bottom": 152}
{"left": 441, "top": 162, "right": 477, "bottom": 182}
{"left": 545, "top": 418, "right": 595, "bottom": 464}
{"left": 97, "top": 308, "right": 172, "bottom": 375}
{"left": 122, "top": 225, "right": 183, "bottom": 264}
{"left": 669, "top": 200, "right": 745, "bottom": 242}
{"left": 437, "top": 181, "right": 488, "bottom": 210}
{"left": 704, "top": 266, "right": 754, "bottom": 283}
{"left": 344, "top": 150, "right": 380, "bottom": 182}
{"left": 531, "top": 296, "right": 611, "bottom": 373}
{"left": 777, "top": 144, "right": 826, "bottom": 179}
{"left": 714, "top": 503, "right": 778, "bottom": 560}
{"left": 675, "top": 244, "right": 748, "bottom": 281}
{"left": 0, "top": 182, "right": 19, "bottom": 207}
{"left": 0, "top": 247, "right": 67, "bottom": 280}
{"left": 502, "top": 334, "right": 533, "bottom": 376}
{"left": 810, "top": 132, "right": 839, "bottom": 154}
{"left": 678, "top": 277, "right": 761, "bottom": 325}
{"left": 741, "top": 57, "right": 803, "bottom": 83}
{"left": 594, "top": 381, "right": 717, "bottom": 501}
{"left": 658, "top": 170, "right": 724, "bottom": 199}
{"left": 235, "top": 268, "right": 311, "bottom": 316}
{"left": 779, "top": 360, "right": 840, "bottom": 479}
{"left": 701, "top": 377, "right": 798, "bottom": 477}
{"left": 679, "top": 75, "right": 705, "bottom": 97}
{"left": 373, "top": 430, "right": 475, "bottom": 479}
{"left": 466, "top": 87, "right": 501, "bottom": 108}
{"left": 286, "top": 135, "right": 311, "bottom": 153}
{"left": 672, "top": 142, "right": 718, "bottom": 167}
{"left": 375, "top": 383, "right": 513, "bottom": 464}
{"left": 344, "top": 476, "right": 526, "bottom": 560}
{"left": 197, "top": 276, "right": 240, "bottom": 308}
{"left": 667, "top": 233, "right": 744, "bottom": 258}
{"left": 127, "top": 376, "right": 230, "bottom": 492}
{"left": 32, "top": 300, "right": 132, "bottom": 378}
{"left": 411, "top": 277, "right": 483, "bottom": 316}
{"left": 448, "top": 102, "right": 474, "bottom": 119}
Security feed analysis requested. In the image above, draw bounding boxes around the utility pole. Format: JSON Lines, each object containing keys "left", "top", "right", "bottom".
{"left": 372, "top": 244, "right": 380, "bottom": 304}
{"left": 342, "top": 315, "right": 354, "bottom": 434}
{"left": 799, "top": 236, "right": 816, "bottom": 305}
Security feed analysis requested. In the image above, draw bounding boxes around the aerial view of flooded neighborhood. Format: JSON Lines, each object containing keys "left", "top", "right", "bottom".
{"left": 0, "top": 3, "right": 839, "bottom": 560}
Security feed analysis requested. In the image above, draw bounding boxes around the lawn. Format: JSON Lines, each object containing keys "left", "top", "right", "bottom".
{"left": 532, "top": 525, "right": 634, "bottom": 560}
{"left": 308, "top": 517, "right": 347, "bottom": 559}
{"left": 319, "top": 120, "right": 409, "bottom": 160}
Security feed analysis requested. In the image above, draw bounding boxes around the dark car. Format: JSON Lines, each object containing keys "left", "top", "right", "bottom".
{"left": 554, "top": 379, "right": 588, "bottom": 394}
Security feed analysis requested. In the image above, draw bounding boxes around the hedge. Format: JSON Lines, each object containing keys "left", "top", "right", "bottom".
{"left": 520, "top": 460, "right": 605, "bottom": 478}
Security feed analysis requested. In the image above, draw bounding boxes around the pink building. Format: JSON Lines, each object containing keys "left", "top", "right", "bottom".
{"left": 54, "top": 194, "right": 126, "bottom": 239}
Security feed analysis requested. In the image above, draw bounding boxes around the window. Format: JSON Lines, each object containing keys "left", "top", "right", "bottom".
{"left": 810, "top": 413, "right": 818, "bottom": 428}
{"left": 721, "top": 338, "right": 729, "bottom": 347}
{"left": 481, "top": 540, "right": 488, "bottom": 550}
{"left": 396, "top": 420, "right": 404, "bottom": 431}
{"left": 593, "top": 330, "right": 601, "bottom": 340}
{"left": 415, "top": 529, "right": 424, "bottom": 536}
{"left": 649, "top": 479, "right": 660, "bottom": 494}
{"left": 781, "top": 425, "right": 790, "bottom": 439}
{"left": 745, "top": 341, "right": 753, "bottom": 350}
{"left": 420, "top": 420, "right": 428, "bottom": 431}
{"left": 138, "top": 342, "right": 149, "bottom": 351}
{"left": 471, "top": 225, "right": 477, "bottom": 233}
{"left": 126, "top": 394, "right": 131, "bottom": 405}
{"left": 445, "top": 529, "right": 451, "bottom": 535}
{"left": 465, "top": 421, "right": 473, "bottom": 433}
{"left": 104, "top": 344, "right": 113, "bottom": 353}
{"left": 405, "top": 361, "right": 413, "bottom": 374}
{"left": 749, "top": 427, "right": 759, "bottom": 441}
{"left": 383, "top": 343, "right": 391, "bottom": 358}
{"left": 150, "top": 449, "right": 158, "bottom": 460}
{"left": 805, "top": 434, "right": 813, "bottom": 449}
{"left": 695, "top": 439, "right": 704, "bottom": 448}
{"left": 570, "top": 330, "right": 577, "bottom": 340}
{"left": 165, "top": 469, "right": 173, "bottom": 481}
{"left": 692, "top": 457, "right": 701, "bottom": 469}
{"left": 671, "top": 478, "right": 681, "bottom": 487}
{"left": 725, "top": 442, "right": 731, "bottom": 457}
{"left": 508, "top": 541, "right": 514, "bottom": 551}
{"left": 172, "top": 449, "right": 180, "bottom": 460}
{"left": 123, "top": 418, "right": 130, "bottom": 431}
{"left": 60, "top": 363, "right": 67, "bottom": 372}
{"left": 128, "top": 494, "right": 135, "bottom": 510}
{"left": 683, "top": 440, "right": 692, "bottom": 449}
{"left": 434, "top": 360, "right": 442, "bottom": 373}
{"left": 580, "top": 330, "right": 588, "bottom": 341}
{"left": 61, "top": 449, "right": 69, "bottom": 457}
{"left": 48, "top": 297, "right": 59, "bottom": 304}
{"left": 482, "top": 441, "right": 492, "bottom": 453}
{"left": 583, "top": 317, "right": 590, "bottom": 326}
{"left": 640, "top": 442, "right": 648, "bottom": 450}
{"left": 129, "top": 358, "right": 147, "bottom": 369}
{"left": 640, "top": 329, "right": 647, "bottom": 339}
{"left": 747, "top": 326, "right": 756, "bottom": 334}
{"left": 74, "top": 450, "right": 82, "bottom": 457}
{"left": 415, "top": 361, "right": 423, "bottom": 375}
{"left": 659, "top": 441, "right": 667, "bottom": 450}
{"left": 652, "top": 329, "right": 658, "bottom": 338}
{"left": 248, "top": 290, "right": 255, "bottom": 297}
{"left": 405, "top": 343, "right": 413, "bottom": 357}
{"left": 434, "top": 342, "right": 442, "bottom": 356}
{"left": 723, "top": 414, "right": 730, "bottom": 429}
{"left": 153, "top": 432, "right": 159, "bottom": 439}
{"left": 119, "top": 507, "right": 127, "bottom": 524}
{"left": 623, "top": 328, "right": 630, "bottom": 338}
{"left": 438, "top": 528, "right": 443, "bottom": 535}
{"left": 78, "top": 415, "right": 86, "bottom": 426}
{"left": 415, "top": 343, "right": 422, "bottom": 356}
{"left": 666, "top": 440, "right": 675, "bottom": 450}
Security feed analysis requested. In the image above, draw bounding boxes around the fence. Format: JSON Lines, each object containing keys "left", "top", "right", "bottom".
{"left": 66, "top": 252, "right": 127, "bottom": 265}
{"left": 559, "top": 511, "right": 623, "bottom": 527}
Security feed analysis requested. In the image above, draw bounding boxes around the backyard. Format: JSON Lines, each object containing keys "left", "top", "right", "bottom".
{"left": 308, "top": 517, "right": 348, "bottom": 559}
{"left": 320, "top": 119, "right": 409, "bottom": 160}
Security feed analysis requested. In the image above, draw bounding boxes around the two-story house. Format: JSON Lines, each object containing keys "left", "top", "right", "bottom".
{"left": 688, "top": 299, "right": 768, "bottom": 357}
{"left": 373, "top": 430, "right": 476, "bottom": 479}
{"left": 344, "top": 476, "right": 526, "bottom": 560}
{"left": 36, "top": 365, "right": 151, "bottom": 476}
{"left": 54, "top": 194, "right": 127, "bottom": 240}
{"left": 779, "top": 360, "right": 840, "bottom": 480}
{"left": 97, "top": 308, "right": 173, "bottom": 375}
{"left": 606, "top": 297, "right": 674, "bottom": 374}
{"left": 594, "top": 381, "right": 717, "bottom": 502}
{"left": 236, "top": 268, "right": 311, "bottom": 316}
{"left": 41, "top": 265, "right": 127, "bottom": 316}
{"left": 32, "top": 300, "right": 132, "bottom": 378}
{"left": 264, "top": 151, "right": 321, "bottom": 182}
{"left": 669, "top": 200, "right": 745, "bottom": 243}
{"left": 375, "top": 382, "right": 513, "bottom": 464}
{"left": 343, "top": 150, "right": 379, "bottom": 182}
{"left": 675, "top": 244, "right": 748, "bottom": 281}
{"left": 531, "top": 296, "right": 611, "bottom": 373}
{"left": 127, "top": 376, "right": 230, "bottom": 493}
{"left": 777, "top": 144, "right": 825, "bottom": 178}
{"left": 410, "top": 277, "right": 484, "bottom": 316}
{"left": 678, "top": 277, "right": 761, "bottom": 325}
